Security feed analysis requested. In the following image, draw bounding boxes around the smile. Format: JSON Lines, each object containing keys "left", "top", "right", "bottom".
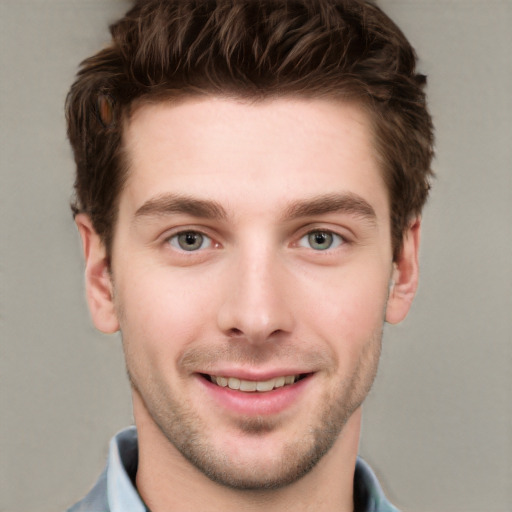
{"left": 207, "top": 374, "right": 304, "bottom": 392}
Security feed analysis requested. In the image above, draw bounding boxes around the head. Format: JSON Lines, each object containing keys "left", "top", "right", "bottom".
{"left": 66, "top": 0, "right": 433, "bottom": 262}
{"left": 67, "top": 0, "right": 433, "bottom": 497}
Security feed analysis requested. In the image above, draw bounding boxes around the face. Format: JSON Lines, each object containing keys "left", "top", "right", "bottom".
{"left": 78, "top": 96, "right": 419, "bottom": 490}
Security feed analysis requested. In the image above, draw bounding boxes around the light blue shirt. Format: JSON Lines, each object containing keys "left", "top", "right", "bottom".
{"left": 67, "top": 426, "right": 400, "bottom": 512}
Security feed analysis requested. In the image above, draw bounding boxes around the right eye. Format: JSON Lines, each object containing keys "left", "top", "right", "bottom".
{"left": 168, "top": 231, "right": 212, "bottom": 252}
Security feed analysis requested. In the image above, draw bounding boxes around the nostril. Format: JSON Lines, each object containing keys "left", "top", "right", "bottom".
{"left": 228, "top": 328, "right": 244, "bottom": 337}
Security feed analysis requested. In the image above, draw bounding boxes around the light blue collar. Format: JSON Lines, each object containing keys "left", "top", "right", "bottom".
{"left": 107, "top": 427, "right": 147, "bottom": 512}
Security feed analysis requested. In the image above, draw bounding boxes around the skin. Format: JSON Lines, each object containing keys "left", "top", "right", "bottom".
{"left": 76, "top": 96, "right": 420, "bottom": 512}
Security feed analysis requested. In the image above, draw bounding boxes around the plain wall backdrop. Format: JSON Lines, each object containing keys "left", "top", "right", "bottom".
{"left": 1, "top": 1, "right": 511, "bottom": 511}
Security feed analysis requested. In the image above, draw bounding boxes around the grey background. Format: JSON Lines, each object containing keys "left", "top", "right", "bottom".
{"left": 1, "top": 0, "right": 511, "bottom": 511}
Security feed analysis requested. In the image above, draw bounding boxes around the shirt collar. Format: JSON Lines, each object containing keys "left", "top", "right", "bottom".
{"left": 107, "top": 427, "right": 147, "bottom": 512}
{"left": 353, "top": 457, "right": 400, "bottom": 512}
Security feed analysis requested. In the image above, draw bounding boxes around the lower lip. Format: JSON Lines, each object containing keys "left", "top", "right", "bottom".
{"left": 198, "top": 375, "right": 312, "bottom": 416}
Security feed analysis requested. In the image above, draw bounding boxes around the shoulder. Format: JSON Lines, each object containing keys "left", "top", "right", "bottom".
{"left": 66, "top": 467, "right": 109, "bottom": 512}
{"left": 65, "top": 427, "right": 140, "bottom": 512}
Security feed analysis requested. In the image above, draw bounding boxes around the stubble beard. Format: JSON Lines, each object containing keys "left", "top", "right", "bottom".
{"left": 125, "top": 329, "right": 382, "bottom": 491}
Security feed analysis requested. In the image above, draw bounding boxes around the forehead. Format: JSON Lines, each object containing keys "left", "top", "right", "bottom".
{"left": 120, "top": 96, "right": 388, "bottom": 220}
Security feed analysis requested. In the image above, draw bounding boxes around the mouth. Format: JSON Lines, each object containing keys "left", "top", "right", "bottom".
{"left": 202, "top": 374, "right": 309, "bottom": 392}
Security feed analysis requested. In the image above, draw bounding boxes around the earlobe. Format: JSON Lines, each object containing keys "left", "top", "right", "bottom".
{"left": 75, "top": 214, "right": 120, "bottom": 334}
{"left": 385, "top": 218, "right": 421, "bottom": 325}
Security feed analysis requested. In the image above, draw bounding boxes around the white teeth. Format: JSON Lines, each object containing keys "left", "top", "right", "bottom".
{"left": 228, "top": 377, "right": 241, "bottom": 390}
{"left": 256, "top": 379, "right": 276, "bottom": 392}
{"left": 217, "top": 376, "right": 228, "bottom": 387}
{"left": 240, "top": 380, "right": 258, "bottom": 392}
{"left": 210, "top": 374, "right": 299, "bottom": 392}
{"left": 274, "top": 376, "right": 286, "bottom": 388}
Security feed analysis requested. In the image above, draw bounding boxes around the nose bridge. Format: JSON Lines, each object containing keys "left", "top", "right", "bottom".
{"left": 217, "top": 240, "right": 293, "bottom": 343}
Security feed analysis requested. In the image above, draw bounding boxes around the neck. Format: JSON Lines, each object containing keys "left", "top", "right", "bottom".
{"left": 133, "top": 392, "right": 361, "bottom": 512}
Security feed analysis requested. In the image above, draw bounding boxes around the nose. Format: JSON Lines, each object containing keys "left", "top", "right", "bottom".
{"left": 216, "top": 247, "right": 295, "bottom": 344}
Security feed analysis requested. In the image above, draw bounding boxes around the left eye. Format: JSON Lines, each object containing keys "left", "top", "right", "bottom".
{"left": 169, "top": 231, "right": 212, "bottom": 251}
{"left": 299, "top": 230, "right": 344, "bottom": 251}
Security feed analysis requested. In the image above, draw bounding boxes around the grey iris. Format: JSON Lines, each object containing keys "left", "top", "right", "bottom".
{"left": 308, "top": 231, "right": 333, "bottom": 250}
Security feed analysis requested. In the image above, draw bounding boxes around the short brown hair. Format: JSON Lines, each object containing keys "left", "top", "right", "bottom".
{"left": 66, "top": 0, "right": 434, "bottom": 259}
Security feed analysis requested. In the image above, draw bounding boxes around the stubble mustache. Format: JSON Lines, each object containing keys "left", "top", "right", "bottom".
{"left": 178, "top": 341, "right": 335, "bottom": 375}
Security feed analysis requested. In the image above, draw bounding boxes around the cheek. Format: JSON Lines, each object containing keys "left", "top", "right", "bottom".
{"left": 297, "top": 262, "right": 389, "bottom": 350}
{"left": 114, "top": 269, "right": 219, "bottom": 362}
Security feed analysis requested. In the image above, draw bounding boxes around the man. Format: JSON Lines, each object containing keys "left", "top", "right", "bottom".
{"left": 66, "top": 0, "right": 433, "bottom": 510}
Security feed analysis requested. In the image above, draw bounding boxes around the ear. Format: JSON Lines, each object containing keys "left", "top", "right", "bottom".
{"left": 75, "top": 214, "right": 120, "bottom": 333}
{"left": 385, "top": 218, "right": 421, "bottom": 325}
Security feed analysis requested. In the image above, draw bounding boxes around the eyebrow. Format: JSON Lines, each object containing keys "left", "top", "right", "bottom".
{"left": 133, "top": 192, "right": 377, "bottom": 224}
{"left": 134, "top": 194, "right": 227, "bottom": 220}
{"left": 282, "top": 193, "right": 377, "bottom": 224}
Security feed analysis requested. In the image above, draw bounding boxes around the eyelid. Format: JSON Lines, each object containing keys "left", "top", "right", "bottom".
{"left": 294, "top": 221, "right": 351, "bottom": 240}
